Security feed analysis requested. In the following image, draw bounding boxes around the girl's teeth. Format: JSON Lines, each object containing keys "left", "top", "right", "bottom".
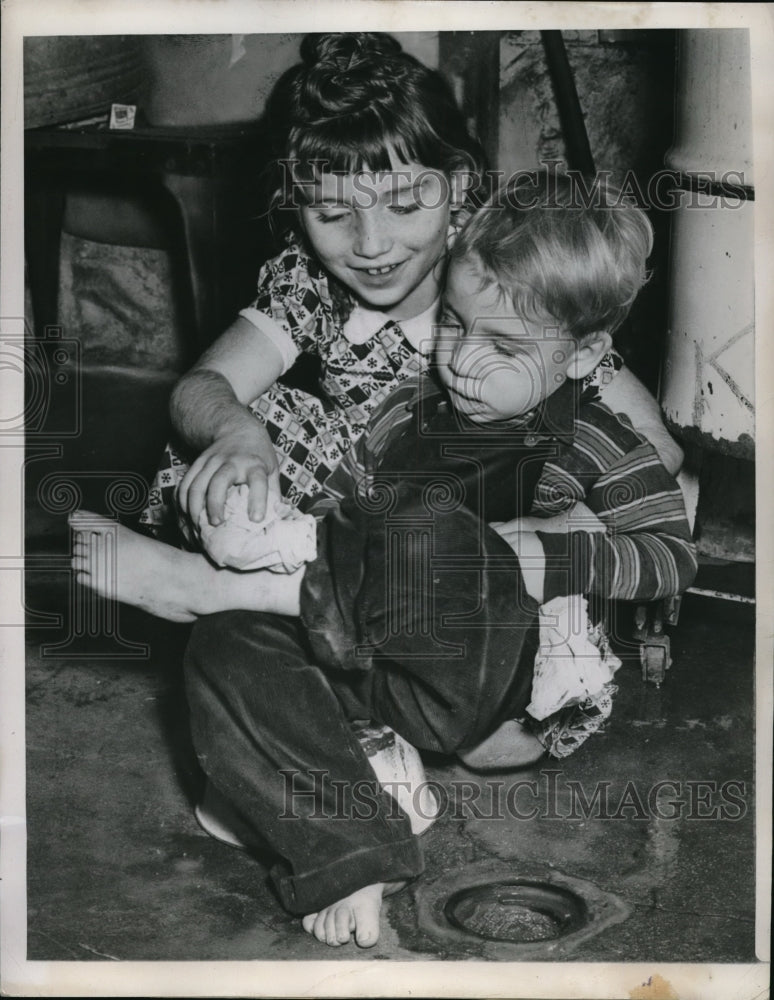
{"left": 365, "top": 265, "right": 396, "bottom": 275}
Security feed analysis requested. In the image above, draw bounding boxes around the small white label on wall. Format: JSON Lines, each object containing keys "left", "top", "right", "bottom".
{"left": 109, "top": 103, "right": 136, "bottom": 130}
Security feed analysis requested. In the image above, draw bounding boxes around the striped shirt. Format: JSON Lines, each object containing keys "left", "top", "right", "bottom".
{"left": 315, "top": 374, "right": 697, "bottom": 604}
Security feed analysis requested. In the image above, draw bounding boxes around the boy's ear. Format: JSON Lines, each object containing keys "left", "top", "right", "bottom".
{"left": 566, "top": 331, "right": 613, "bottom": 381}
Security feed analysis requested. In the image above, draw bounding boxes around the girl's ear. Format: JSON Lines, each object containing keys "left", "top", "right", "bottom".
{"left": 295, "top": 204, "right": 311, "bottom": 246}
{"left": 450, "top": 171, "right": 476, "bottom": 212}
{"left": 566, "top": 331, "right": 613, "bottom": 381}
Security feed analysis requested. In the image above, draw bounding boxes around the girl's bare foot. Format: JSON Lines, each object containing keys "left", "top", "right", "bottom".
{"left": 301, "top": 881, "right": 404, "bottom": 948}
{"left": 69, "top": 511, "right": 302, "bottom": 622}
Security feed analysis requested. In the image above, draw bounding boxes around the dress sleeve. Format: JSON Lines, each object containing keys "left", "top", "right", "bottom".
{"left": 238, "top": 241, "right": 336, "bottom": 363}
{"left": 535, "top": 403, "right": 697, "bottom": 603}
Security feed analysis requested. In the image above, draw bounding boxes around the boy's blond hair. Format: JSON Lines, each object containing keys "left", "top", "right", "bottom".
{"left": 450, "top": 171, "right": 654, "bottom": 341}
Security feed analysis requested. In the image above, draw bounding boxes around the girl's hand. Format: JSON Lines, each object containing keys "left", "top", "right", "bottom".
{"left": 178, "top": 430, "right": 280, "bottom": 528}
{"left": 491, "top": 503, "right": 605, "bottom": 545}
{"left": 169, "top": 319, "right": 288, "bottom": 528}
{"left": 490, "top": 523, "right": 546, "bottom": 604}
{"left": 490, "top": 505, "right": 605, "bottom": 605}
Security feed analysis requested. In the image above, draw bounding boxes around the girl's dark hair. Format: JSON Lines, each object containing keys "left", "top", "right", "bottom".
{"left": 265, "top": 33, "right": 486, "bottom": 226}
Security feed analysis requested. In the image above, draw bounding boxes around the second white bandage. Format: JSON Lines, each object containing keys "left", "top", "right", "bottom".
{"left": 527, "top": 594, "right": 621, "bottom": 720}
{"left": 198, "top": 484, "right": 317, "bottom": 573}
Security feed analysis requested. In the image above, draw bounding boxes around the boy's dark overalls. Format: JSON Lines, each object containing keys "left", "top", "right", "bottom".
{"left": 183, "top": 376, "right": 581, "bottom": 913}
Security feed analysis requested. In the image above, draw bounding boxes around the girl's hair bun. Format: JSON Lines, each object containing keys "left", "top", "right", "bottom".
{"left": 300, "top": 32, "right": 402, "bottom": 71}
{"left": 295, "top": 32, "right": 406, "bottom": 117}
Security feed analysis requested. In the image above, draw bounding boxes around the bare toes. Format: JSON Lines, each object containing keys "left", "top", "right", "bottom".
{"left": 314, "top": 912, "right": 334, "bottom": 945}
{"left": 354, "top": 918, "right": 379, "bottom": 948}
{"left": 356, "top": 929, "right": 378, "bottom": 948}
{"left": 333, "top": 906, "right": 352, "bottom": 945}
{"left": 68, "top": 510, "right": 115, "bottom": 536}
{"left": 322, "top": 910, "right": 342, "bottom": 946}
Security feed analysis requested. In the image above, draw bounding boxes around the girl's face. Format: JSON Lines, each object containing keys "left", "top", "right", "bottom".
{"left": 298, "top": 156, "right": 454, "bottom": 320}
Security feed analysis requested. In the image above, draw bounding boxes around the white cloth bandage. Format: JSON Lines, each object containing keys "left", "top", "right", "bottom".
{"left": 198, "top": 484, "right": 317, "bottom": 573}
{"left": 527, "top": 594, "right": 621, "bottom": 720}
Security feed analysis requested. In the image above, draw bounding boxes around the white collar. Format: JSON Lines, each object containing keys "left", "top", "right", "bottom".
{"left": 342, "top": 298, "right": 440, "bottom": 356}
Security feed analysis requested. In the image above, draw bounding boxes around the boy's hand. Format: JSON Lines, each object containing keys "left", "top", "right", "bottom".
{"left": 178, "top": 430, "right": 280, "bottom": 528}
{"left": 490, "top": 522, "right": 546, "bottom": 604}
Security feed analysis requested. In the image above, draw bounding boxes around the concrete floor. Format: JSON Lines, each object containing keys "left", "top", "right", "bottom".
{"left": 23, "top": 574, "right": 758, "bottom": 966}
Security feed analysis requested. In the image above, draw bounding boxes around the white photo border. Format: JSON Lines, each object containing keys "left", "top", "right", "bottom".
{"left": 2, "top": 2, "right": 771, "bottom": 997}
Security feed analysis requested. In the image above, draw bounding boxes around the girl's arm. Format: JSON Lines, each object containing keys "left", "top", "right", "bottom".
{"left": 171, "top": 317, "right": 285, "bottom": 528}
{"left": 597, "top": 365, "right": 683, "bottom": 476}
{"left": 491, "top": 503, "right": 605, "bottom": 604}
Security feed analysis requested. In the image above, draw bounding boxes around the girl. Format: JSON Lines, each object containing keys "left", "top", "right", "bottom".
{"left": 139, "top": 31, "right": 680, "bottom": 544}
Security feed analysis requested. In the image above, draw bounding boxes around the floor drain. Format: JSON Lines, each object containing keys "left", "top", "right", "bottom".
{"left": 414, "top": 860, "right": 631, "bottom": 959}
{"left": 445, "top": 880, "right": 587, "bottom": 943}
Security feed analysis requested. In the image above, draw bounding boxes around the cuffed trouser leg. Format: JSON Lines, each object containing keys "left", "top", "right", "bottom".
{"left": 184, "top": 610, "right": 423, "bottom": 914}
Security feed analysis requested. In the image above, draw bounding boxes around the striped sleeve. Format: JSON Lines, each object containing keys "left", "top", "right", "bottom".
{"left": 537, "top": 403, "right": 697, "bottom": 602}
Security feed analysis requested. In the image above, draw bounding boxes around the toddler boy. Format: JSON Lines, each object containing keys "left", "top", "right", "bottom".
{"left": 182, "top": 173, "right": 697, "bottom": 947}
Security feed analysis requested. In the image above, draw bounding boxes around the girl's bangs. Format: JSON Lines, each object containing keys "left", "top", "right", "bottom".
{"left": 288, "top": 110, "right": 443, "bottom": 190}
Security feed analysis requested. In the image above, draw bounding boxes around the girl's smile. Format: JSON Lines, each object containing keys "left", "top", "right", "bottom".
{"left": 357, "top": 263, "right": 403, "bottom": 276}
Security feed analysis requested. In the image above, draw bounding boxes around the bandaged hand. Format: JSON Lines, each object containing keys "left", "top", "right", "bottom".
{"left": 197, "top": 483, "right": 317, "bottom": 574}
{"left": 527, "top": 594, "right": 621, "bottom": 720}
{"left": 178, "top": 426, "right": 279, "bottom": 528}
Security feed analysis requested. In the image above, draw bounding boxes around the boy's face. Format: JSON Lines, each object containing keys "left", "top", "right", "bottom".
{"left": 435, "top": 258, "right": 580, "bottom": 424}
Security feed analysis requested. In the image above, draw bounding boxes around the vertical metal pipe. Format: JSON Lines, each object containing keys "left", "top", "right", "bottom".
{"left": 540, "top": 30, "right": 595, "bottom": 175}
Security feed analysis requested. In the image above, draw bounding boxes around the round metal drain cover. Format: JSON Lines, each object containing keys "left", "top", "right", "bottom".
{"left": 414, "top": 860, "right": 632, "bottom": 959}
{"left": 445, "top": 880, "right": 587, "bottom": 943}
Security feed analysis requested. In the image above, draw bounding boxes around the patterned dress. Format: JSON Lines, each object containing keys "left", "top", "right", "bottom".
{"left": 139, "top": 239, "right": 429, "bottom": 538}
